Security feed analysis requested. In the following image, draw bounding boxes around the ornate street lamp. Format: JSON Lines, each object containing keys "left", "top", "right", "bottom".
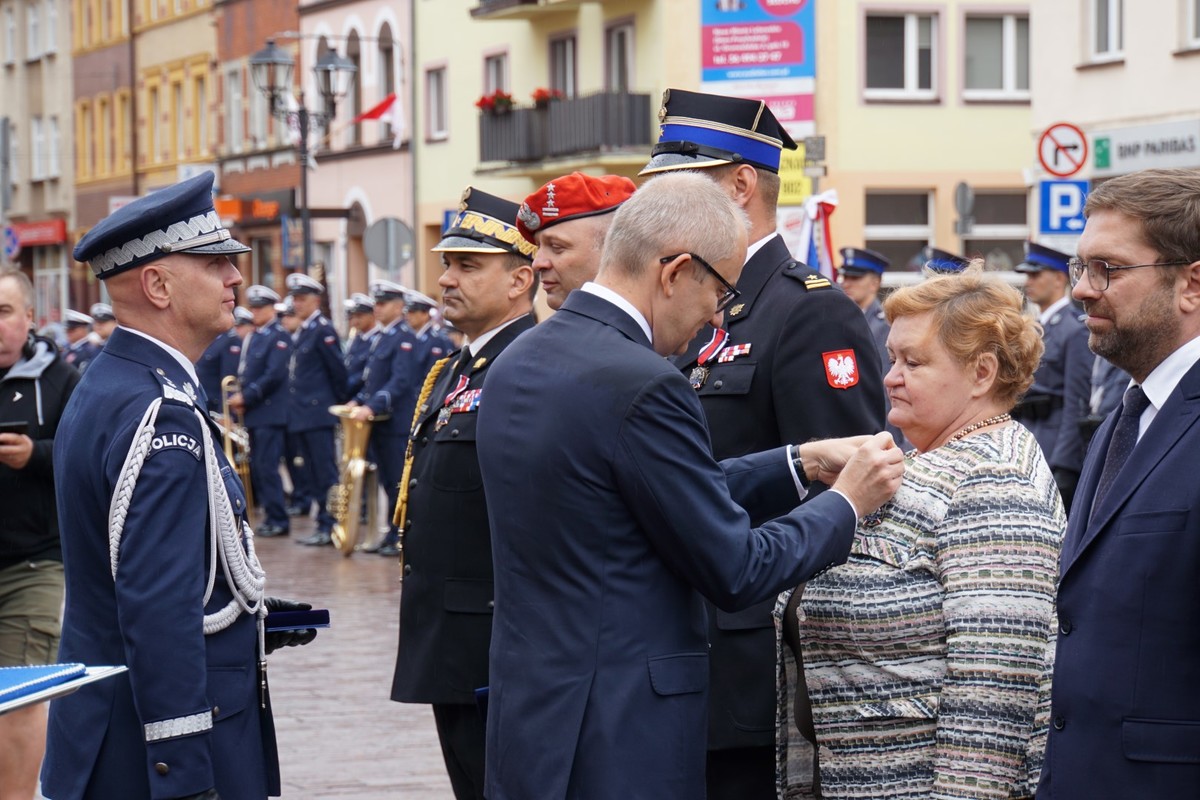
{"left": 250, "top": 38, "right": 357, "bottom": 274}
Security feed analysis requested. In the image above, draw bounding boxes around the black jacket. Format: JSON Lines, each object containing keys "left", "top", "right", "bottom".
{"left": 0, "top": 334, "right": 80, "bottom": 568}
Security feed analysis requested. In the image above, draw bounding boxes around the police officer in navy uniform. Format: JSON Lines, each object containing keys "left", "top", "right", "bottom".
{"left": 197, "top": 306, "right": 253, "bottom": 414}
{"left": 344, "top": 293, "right": 379, "bottom": 398}
{"left": 1013, "top": 241, "right": 1092, "bottom": 509}
{"left": 230, "top": 286, "right": 292, "bottom": 537}
{"left": 285, "top": 273, "right": 348, "bottom": 546}
{"left": 89, "top": 301, "right": 118, "bottom": 346}
{"left": 641, "top": 88, "right": 887, "bottom": 799}
{"left": 348, "top": 279, "right": 422, "bottom": 556}
{"left": 43, "top": 172, "right": 315, "bottom": 800}
{"left": 390, "top": 186, "right": 539, "bottom": 800}
{"left": 63, "top": 309, "right": 101, "bottom": 372}
{"left": 1081, "top": 354, "right": 1132, "bottom": 446}
{"left": 404, "top": 290, "right": 452, "bottom": 378}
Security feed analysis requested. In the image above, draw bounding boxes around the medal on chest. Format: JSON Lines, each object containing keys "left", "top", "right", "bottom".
{"left": 436, "top": 374, "right": 471, "bottom": 431}
{"left": 690, "top": 328, "right": 731, "bottom": 390}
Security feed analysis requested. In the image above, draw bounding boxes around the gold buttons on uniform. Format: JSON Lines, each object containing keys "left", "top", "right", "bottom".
{"left": 155, "top": 762, "right": 170, "bottom": 775}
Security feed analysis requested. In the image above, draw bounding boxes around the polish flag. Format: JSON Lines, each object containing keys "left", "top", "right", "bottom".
{"left": 351, "top": 92, "right": 405, "bottom": 149}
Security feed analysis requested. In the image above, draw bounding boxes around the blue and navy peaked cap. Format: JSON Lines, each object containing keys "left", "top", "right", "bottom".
{"left": 370, "top": 280, "right": 409, "bottom": 302}
{"left": 88, "top": 302, "right": 116, "bottom": 321}
{"left": 286, "top": 272, "right": 324, "bottom": 295}
{"left": 233, "top": 306, "right": 254, "bottom": 325}
{"left": 246, "top": 285, "right": 281, "bottom": 308}
{"left": 433, "top": 187, "right": 536, "bottom": 261}
{"left": 345, "top": 293, "right": 376, "bottom": 315}
{"left": 1015, "top": 241, "right": 1071, "bottom": 274}
{"left": 839, "top": 247, "right": 890, "bottom": 276}
{"left": 922, "top": 246, "right": 970, "bottom": 273}
{"left": 73, "top": 173, "right": 250, "bottom": 279}
{"left": 640, "top": 89, "right": 798, "bottom": 176}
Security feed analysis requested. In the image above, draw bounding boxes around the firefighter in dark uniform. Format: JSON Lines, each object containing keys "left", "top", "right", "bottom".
{"left": 196, "top": 305, "right": 253, "bottom": 414}
{"left": 63, "top": 309, "right": 101, "bottom": 372}
{"left": 229, "top": 286, "right": 292, "bottom": 537}
{"left": 285, "top": 273, "right": 348, "bottom": 545}
{"left": 390, "top": 186, "right": 538, "bottom": 800}
{"left": 1013, "top": 241, "right": 1092, "bottom": 509}
{"left": 641, "top": 88, "right": 887, "bottom": 799}
{"left": 344, "top": 293, "right": 379, "bottom": 398}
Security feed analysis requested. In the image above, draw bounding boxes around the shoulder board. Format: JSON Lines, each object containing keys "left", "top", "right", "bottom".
{"left": 802, "top": 273, "right": 833, "bottom": 290}
{"left": 152, "top": 371, "right": 196, "bottom": 408}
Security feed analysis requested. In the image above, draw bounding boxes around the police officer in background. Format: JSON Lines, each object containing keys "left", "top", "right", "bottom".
{"left": 348, "top": 280, "right": 422, "bottom": 557}
{"left": 404, "top": 290, "right": 452, "bottom": 377}
{"left": 344, "top": 293, "right": 379, "bottom": 398}
{"left": 1013, "top": 241, "right": 1092, "bottom": 509}
{"left": 1082, "top": 354, "right": 1132, "bottom": 446}
{"left": 88, "top": 302, "right": 118, "bottom": 346}
{"left": 44, "top": 172, "right": 316, "bottom": 800}
{"left": 196, "top": 305, "right": 253, "bottom": 414}
{"left": 63, "top": 309, "right": 100, "bottom": 372}
{"left": 921, "top": 245, "right": 970, "bottom": 273}
{"left": 641, "top": 88, "right": 886, "bottom": 799}
{"left": 286, "top": 273, "right": 348, "bottom": 546}
{"left": 230, "top": 285, "right": 292, "bottom": 537}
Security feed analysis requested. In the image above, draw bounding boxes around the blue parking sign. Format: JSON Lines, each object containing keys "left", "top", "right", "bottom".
{"left": 1039, "top": 180, "right": 1089, "bottom": 235}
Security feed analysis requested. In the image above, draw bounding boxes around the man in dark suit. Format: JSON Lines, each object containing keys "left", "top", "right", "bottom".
{"left": 43, "top": 173, "right": 315, "bottom": 800}
{"left": 1014, "top": 241, "right": 1092, "bottom": 509}
{"left": 390, "top": 187, "right": 538, "bottom": 800}
{"left": 640, "top": 89, "right": 887, "bottom": 797}
{"left": 1041, "top": 167, "right": 1200, "bottom": 799}
{"left": 475, "top": 171, "right": 904, "bottom": 800}
{"left": 285, "top": 273, "right": 348, "bottom": 546}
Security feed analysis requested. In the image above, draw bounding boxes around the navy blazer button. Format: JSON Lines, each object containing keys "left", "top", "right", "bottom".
{"left": 1053, "top": 715, "right": 1065, "bottom": 730}
{"left": 212, "top": 706, "right": 220, "bottom": 717}
{"left": 1059, "top": 619, "right": 1072, "bottom": 635}
{"left": 713, "top": 380, "right": 724, "bottom": 389}
{"left": 421, "top": 436, "right": 428, "bottom": 445}
{"left": 403, "top": 564, "right": 412, "bottom": 575}
{"left": 155, "top": 762, "right": 169, "bottom": 775}
{"left": 487, "top": 600, "right": 495, "bottom": 609}
{"left": 450, "top": 429, "right": 460, "bottom": 438}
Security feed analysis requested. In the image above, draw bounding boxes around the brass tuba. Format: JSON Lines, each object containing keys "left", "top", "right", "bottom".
{"left": 327, "top": 404, "right": 387, "bottom": 556}
{"left": 220, "top": 375, "right": 255, "bottom": 522}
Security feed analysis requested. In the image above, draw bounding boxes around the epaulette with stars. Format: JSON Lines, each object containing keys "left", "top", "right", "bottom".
{"left": 781, "top": 260, "right": 833, "bottom": 291}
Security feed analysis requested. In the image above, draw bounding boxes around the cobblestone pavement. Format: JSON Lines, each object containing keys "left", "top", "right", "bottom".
{"left": 257, "top": 514, "right": 454, "bottom": 799}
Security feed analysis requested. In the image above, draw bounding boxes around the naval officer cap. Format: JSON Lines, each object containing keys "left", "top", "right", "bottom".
{"left": 64, "top": 309, "right": 94, "bottom": 328}
{"left": 433, "top": 187, "right": 537, "bottom": 262}
{"left": 405, "top": 290, "right": 438, "bottom": 312}
{"left": 245, "top": 285, "right": 281, "bottom": 308}
{"left": 345, "top": 293, "right": 376, "bottom": 315}
{"left": 233, "top": 306, "right": 254, "bottom": 325}
{"left": 516, "top": 173, "right": 637, "bottom": 245}
{"left": 640, "top": 88, "right": 798, "bottom": 176}
{"left": 840, "top": 247, "right": 890, "bottom": 277}
{"left": 286, "top": 272, "right": 325, "bottom": 296}
{"left": 73, "top": 172, "right": 250, "bottom": 280}
{"left": 370, "top": 280, "right": 409, "bottom": 302}
{"left": 88, "top": 302, "right": 116, "bottom": 322}
{"left": 922, "top": 246, "right": 970, "bottom": 274}
{"left": 1015, "top": 241, "right": 1071, "bottom": 274}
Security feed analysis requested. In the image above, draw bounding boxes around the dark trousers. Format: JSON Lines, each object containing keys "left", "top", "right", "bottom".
{"left": 431, "top": 703, "right": 486, "bottom": 800}
{"left": 370, "top": 432, "right": 405, "bottom": 545}
{"left": 295, "top": 427, "right": 338, "bottom": 531}
{"left": 706, "top": 745, "right": 777, "bottom": 800}
{"left": 249, "top": 425, "right": 288, "bottom": 529}
{"left": 285, "top": 431, "right": 312, "bottom": 507}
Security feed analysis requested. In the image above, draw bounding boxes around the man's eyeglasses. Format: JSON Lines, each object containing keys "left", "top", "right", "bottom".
{"left": 660, "top": 252, "right": 740, "bottom": 312}
{"left": 1068, "top": 257, "right": 1192, "bottom": 291}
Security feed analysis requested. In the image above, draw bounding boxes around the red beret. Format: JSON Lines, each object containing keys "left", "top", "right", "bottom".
{"left": 516, "top": 173, "right": 636, "bottom": 245}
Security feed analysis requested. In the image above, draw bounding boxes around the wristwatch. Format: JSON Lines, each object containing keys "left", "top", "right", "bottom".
{"left": 789, "top": 444, "right": 810, "bottom": 490}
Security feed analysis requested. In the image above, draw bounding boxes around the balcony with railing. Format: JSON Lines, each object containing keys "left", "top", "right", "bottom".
{"left": 470, "top": 0, "right": 588, "bottom": 19}
{"left": 478, "top": 92, "right": 652, "bottom": 174}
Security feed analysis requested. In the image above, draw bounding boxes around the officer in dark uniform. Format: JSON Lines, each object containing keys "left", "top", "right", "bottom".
{"left": 230, "top": 285, "right": 292, "bottom": 537}
{"left": 285, "top": 273, "right": 348, "bottom": 546}
{"left": 63, "top": 309, "right": 101, "bottom": 372}
{"left": 44, "top": 172, "right": 315, "bottom": 800}
{"left": 921, "top": 245, "right": 970, "bottom": 273}
{"left": 404, "top": 289, "right": 452, "bottom": 378}
{"left": 344, "top": 293, "right": 379, "bottom": 398}
{"left": 641, "top": 88, "right": 887, "bottom": 799}
{"left": 196, "top": 306, "right": 253, "bottom": 414}
{"left": 390, "top": 186, "right": 538, "bottom": 800}
{"left": 1082, "top": 354, "right": 1131, "bottom": 446}
{"left": 349, "top": 279, "right": 422, "bottom": 557}
{"left": 88, "top": 301, "right": 118, "bottom": 345}
{"left": 1013, "top": 241, "right": 1092, "bottom": 508}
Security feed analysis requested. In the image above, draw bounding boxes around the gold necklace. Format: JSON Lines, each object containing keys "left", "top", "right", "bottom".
{"left": 946, "top": 413, "right": 1011, "bottom": 443}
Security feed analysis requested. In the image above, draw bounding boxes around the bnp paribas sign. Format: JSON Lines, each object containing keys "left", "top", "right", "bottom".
{"left": 1091, "top": 119, "right": 1200, "bottom": 178}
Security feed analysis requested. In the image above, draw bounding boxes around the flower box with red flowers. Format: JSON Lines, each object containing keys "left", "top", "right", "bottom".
{"left": 476, "top": 89, "right": 515, "bottom": 115}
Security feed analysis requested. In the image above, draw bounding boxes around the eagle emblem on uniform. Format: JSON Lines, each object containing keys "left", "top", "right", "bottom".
{"left": 823, "top": 349, "right": 859, "bottom": 389}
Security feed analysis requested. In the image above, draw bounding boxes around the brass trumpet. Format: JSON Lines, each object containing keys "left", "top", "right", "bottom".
{"left": 327, "top": 404, "right": 388, "bottom": 556}
{"left": 220, "top": 375, "right": 255, "bottom": 521}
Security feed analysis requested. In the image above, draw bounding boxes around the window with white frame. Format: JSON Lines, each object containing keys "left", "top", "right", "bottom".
{"left": 30, "top": 116, "right": 43, "bottom": 179}
{"left": 550, "top": 34, "right": 576, "bottom": 98}
{"left": 1092, "top": 0, "right": 1122, "bottom": 59}
{"left": 484, "top": 53, "right": 507, "bottom": 94}
{"left": 960, "top": 191, "right": 1028, "bottom": 270}
{"left": 43, "top": 0, "right": 55, "bottom": 53}
{"left": 863, "top": 191, "right": 934, "bottom": 270}
{"left": 426, "top": 66, "right": 447, "bottom": 140}
{"left": 26, "top": 1, "right": 39, "bottom": 59}
{"left": 865, "top": 13, "right": 937, "bottom": 101}
{"left": 3, "top": 7, "right": 15, "bottom": 64}
{"left": 1188, "top": 0, "right": 1200, "bottom": 46}
{"left": 605, "top": 22, "right": 633, "bottom": 92}
{"left": 964, "top": 14, "right": 1028, "bottom": 100}
{"left": 225, "top": 66, "right": 243, "bottom": 154}
{"left": 47, "top": 115, "right": 59, "bottom": 176}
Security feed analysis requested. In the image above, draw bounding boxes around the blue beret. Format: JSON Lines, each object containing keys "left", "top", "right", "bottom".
{"left": 839, "top": 247, "right": 890, "bottom": 276}
{"left": 73, "top": 173, "right": 250, "bottom": 279}
{"left": 434, "top": 187, "right": 536, "bottom": 261}
{"left": 641, "top": 89, "right": 798, "bottom": 176}
{"left": 922, "top": 246, "right": 970, "bottom": 273}
{"left": 1016, "top": 241, "right": 1070, "bottom": 274}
